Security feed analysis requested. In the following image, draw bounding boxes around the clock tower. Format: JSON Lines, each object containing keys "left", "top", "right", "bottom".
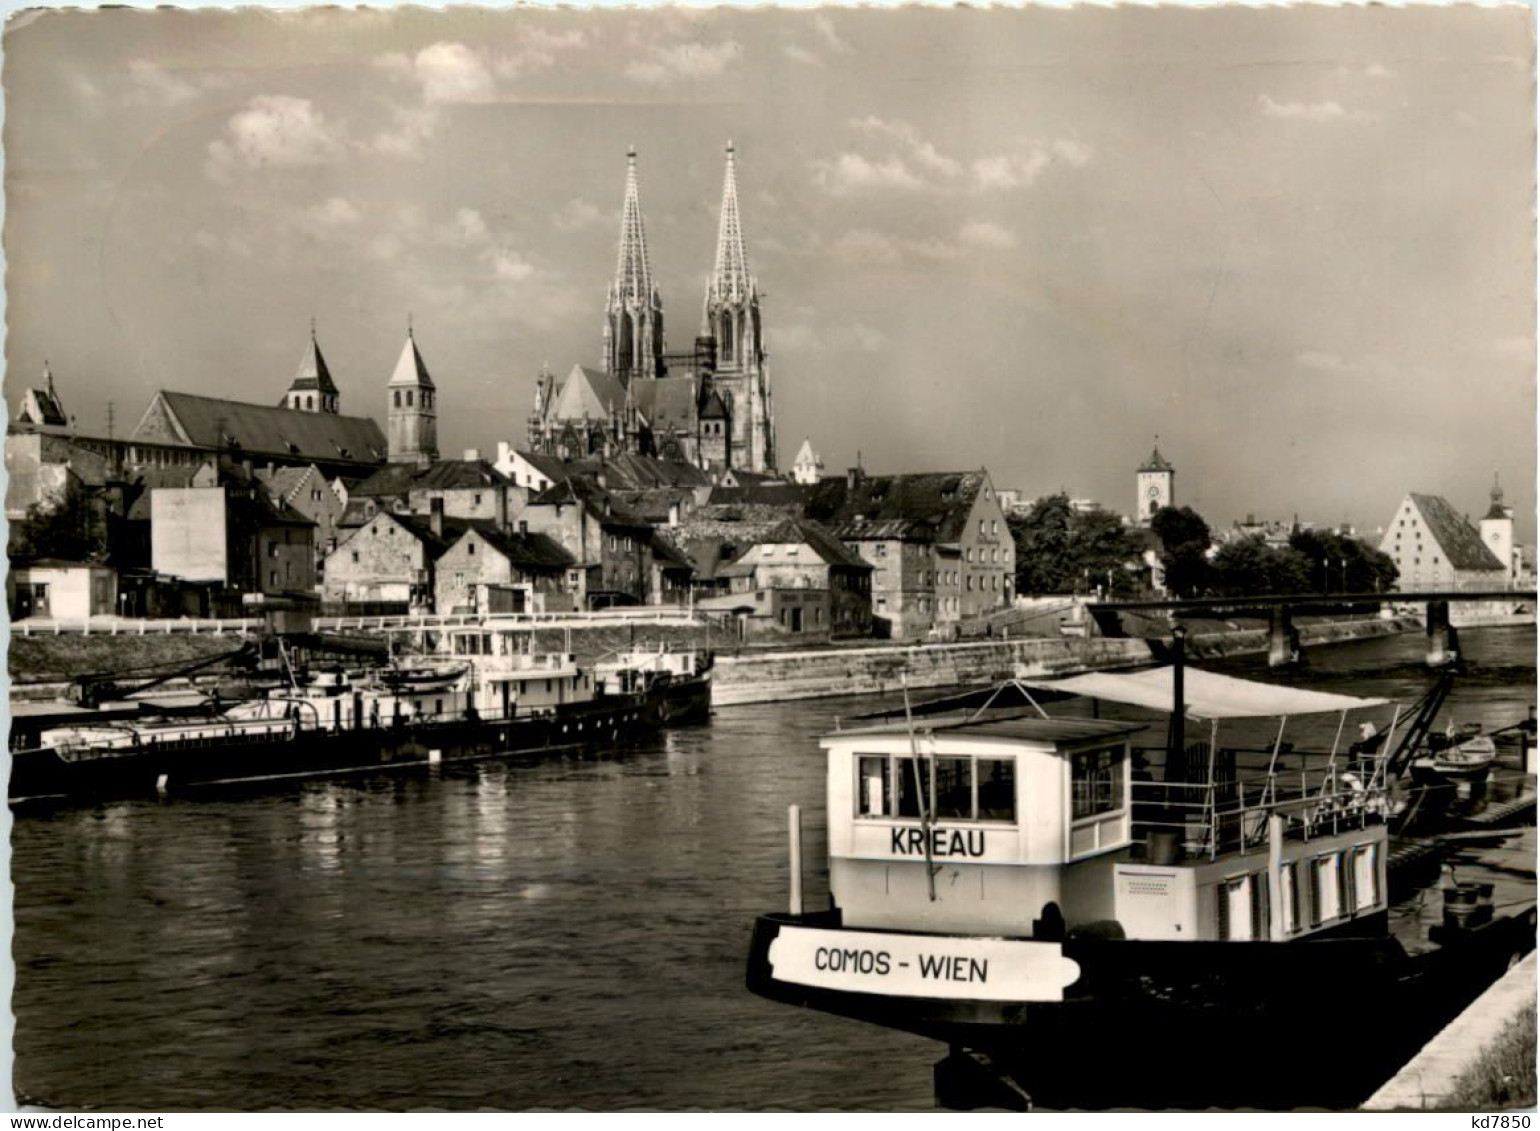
{"left": 1136, "top": 440, "right": 1174, "bottom": 525}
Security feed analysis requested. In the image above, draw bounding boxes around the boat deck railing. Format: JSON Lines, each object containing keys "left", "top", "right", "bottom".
{"left": 1130, "top": 745, "right": 1390, "bottom": 859}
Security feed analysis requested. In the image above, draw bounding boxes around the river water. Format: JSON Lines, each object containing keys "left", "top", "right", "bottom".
{"left": 11, "top": 626, "right": 1536, "bottom": 1111}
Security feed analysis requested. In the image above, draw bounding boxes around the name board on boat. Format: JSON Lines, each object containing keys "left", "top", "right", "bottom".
{"left": 846, "top": 824, "right": 1020, "bottom": 865}
{"left": 767, "top": 927, "right": 1080, "bottom": 1002}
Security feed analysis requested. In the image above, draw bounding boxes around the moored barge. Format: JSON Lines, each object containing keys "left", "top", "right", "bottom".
{"left": 746, "top": 647, "right": 1537, "bottom": 1110}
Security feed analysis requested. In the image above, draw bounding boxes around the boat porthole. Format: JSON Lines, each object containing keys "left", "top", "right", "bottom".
{"left": 562, "top": 725, "right": 568, "bottom": 734}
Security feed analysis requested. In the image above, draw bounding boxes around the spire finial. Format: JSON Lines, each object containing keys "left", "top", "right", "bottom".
{"left": 627, "top": 144, "right": 637, "bottom": 164}
{"left": 408, "top": 312, "right": 414, "bottom": 340}
{"left": 310, "top": 316, "right": 317, "bottom": 341}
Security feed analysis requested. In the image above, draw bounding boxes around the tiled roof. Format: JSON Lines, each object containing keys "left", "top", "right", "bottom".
{"left": 387, "top": 512, "right": 475, "bottom": 559}
{"left": 154, "top": 391, "right": 386, "bottom": 467}
{"left": 289, "top": 336, "right": 339, "bottom": 395}
{"left": 458, "top": 522, "right": 574, "bottom": 570}
{"left": 352, "top": 459, "right": 508, "bottom": 498}
{"left": 388, "top": 335, "right": 435, "bottom": 389}
{"left": 609, "top": 487, "right": 692, "bottom": 523}
{"left": 529, "top": 478, "right": 652, "bottom": 532}
{"left": 19, "top": 387, "right": 67, "bottom": 427}
{"left": 758, "top": 518, "right": 871, "bottom": 569}
{"left": 125, "top": 465, "right": 214, "bottom": 521}
{"left": 1409, "top": 493, "right": 1505, "bottom": 571}
{"left": 1139, "top": 445, "right": 1174, "bottom": 473}
{"left": 806, "top": 472, "right": 985, "bottom": 544}
{"left": 705, "top": 481, "right": 810, "bottom": 507}
{"left": 630, "top": 377, "right": 701, "bottom": 434}
{"left": 548, "top": 365, "right": 628, "bottom": 422}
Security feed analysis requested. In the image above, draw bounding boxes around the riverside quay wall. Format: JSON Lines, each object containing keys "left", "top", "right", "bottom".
{"left": 711, "top": 616, "right": 1420, "bottom": 706}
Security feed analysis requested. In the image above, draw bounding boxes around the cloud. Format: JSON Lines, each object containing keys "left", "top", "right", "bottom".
{"left": 495, "top": 28, "right": 589, "bottom": 77}
{"left": 769, "top": 320, "right": 887, "bottom": 355}
{"left": 126, "top": 60, "right": 200, "bottom": 106}
{"left": 369, "top": 107, "right": 439, "bottom": 159}
{"left": 412, "top": 42, "right": 497, "bottom": 104}
{"left": 813, "top": 153, "right": 925, "bottom": 195}
{"left": 783, "top": 43, "right": 821, "bottom": 67}
{"left": 813, "top": 15, "right": 852, "bottom": 55}
{"left": 307, "top": 197, "right": 364, "bottom": 228}
{"left": 958, "top": 221, "right": 1018, "bottom": 250}
{"left": 817, "top": 119, "right": 1090, "bottom": 196}
{"left": 1365, "top": 63, "right": 1395, "bottom": 79}
{"left": 1258, "top": 94, "right": 1373, "bottom": 123}
{"left": 206, "top": 95, "right": 345, "bottom": 181}
{"left": 625, "top": 40, "right": 741, "bottom": 86}
{"left": 553, "top": 197, "right": 607, "bottom": 232}
{"left": 452, "top": 208, "right": 490, "bottom": 245}
{"left": 489, "top": 250, "right": 536, "bottom": 282}
{"left": 1295, "top": 350, "right": 1400, "bottom": 380}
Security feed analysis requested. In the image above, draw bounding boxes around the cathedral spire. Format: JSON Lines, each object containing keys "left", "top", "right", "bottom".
{"left": 711, "top": 140, "right": 751, "bottom": 304}
{"left": 615, "top": 145, "right": 653, "bottom": 304}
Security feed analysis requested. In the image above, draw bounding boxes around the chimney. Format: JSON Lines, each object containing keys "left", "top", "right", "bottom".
{"left": 668, "top": 502, "right": 680, "bottom": 527}
{"left": 847, "top": 467, "right": 860, "bottom": 490}
{"left": 463, "top": 448, "right": 480, "bottom": 462}
{"left": 518, "top": 519, "right": 528, "bottom": 535}
{"left": 430, "top": 496, "right": 444, "bottom": 540}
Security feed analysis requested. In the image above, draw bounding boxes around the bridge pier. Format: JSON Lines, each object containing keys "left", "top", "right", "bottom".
{"left": 1267, "top": 605, "right": 1300, "bottom": 668}
{"left": 1425, "top": 600, "right": 1458, "bottom": 667}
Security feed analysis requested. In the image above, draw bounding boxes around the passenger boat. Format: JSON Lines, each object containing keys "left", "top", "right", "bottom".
{"left": 594, "top": 645, "right": 713, "bottom": 726}
{"left": 745, "top": 639, "right": 1537, "bottom": 1110}
{"left": 10, "top": 650, "right": 666, "bottom": 804}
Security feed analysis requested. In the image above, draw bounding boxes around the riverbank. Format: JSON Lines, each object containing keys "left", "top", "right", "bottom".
{"left": 711, "top": 615, "right": 1423, "bottom": 705}
{"left": 7, "top": 614, "right": 1429, "bottom": 704}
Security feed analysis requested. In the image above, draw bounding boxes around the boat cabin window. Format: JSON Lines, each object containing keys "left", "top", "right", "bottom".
{"left": 1071, "top": 745, "right": 1126, "bottom": 820}
{"left": 1310, "top": 852, "right": 1343, "bottom": 926}
{"left": 855, "top": 754, "right": 1016, "bottom": 823}
{"left": 1280, "top": 861, "right": 1299, "bottom": 936}
{"left": 1352, "top": 845, "right": 1379, "bottom": 911}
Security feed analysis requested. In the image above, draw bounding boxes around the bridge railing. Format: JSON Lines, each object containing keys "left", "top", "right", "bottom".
{"left": 12, "top": 617, "right": 262, "bottom": 637}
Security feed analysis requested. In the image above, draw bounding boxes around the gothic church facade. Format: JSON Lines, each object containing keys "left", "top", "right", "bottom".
{"left": 527, "top": 145, "right": 776, "bottom": 474}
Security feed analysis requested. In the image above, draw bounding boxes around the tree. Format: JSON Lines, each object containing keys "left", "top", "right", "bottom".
{"left": 9, "top": 480, "right": 107, "bottom": 563}
{"left": 1010, "top": 495, "right": 1145, "bottom": 597}
{"left": 1288, "top": 529, "right": 1399, "bottom": 593}
{"left": 1210, "top": 537, "right": 1313, "bottom": 597}
{"left": 1150, "top": 505, "right": 1213, "bottom": 598}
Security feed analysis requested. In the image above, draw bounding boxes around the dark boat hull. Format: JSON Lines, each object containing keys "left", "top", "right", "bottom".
{"left": 746, "top": 908, "right": 1538, "bottom": 1110}
{"left": 11, "top": 692, "right": 659, "bottom": 803}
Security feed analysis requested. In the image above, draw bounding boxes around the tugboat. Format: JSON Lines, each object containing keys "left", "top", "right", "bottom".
{"left": 595, "top": 645, "right": 713, "bottom": 726}
{"left": 745, "top": 632, "right": 1537, "bottom": 1110}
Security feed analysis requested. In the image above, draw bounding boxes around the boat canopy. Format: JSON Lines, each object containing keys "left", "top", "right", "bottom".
{"left": 1015, "top": 666, "right": 1390, "bottom": 720}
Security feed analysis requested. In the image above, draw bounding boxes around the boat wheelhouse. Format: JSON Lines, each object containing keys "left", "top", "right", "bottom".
{"left": 746, "top": 654, "right": 1537, "bottom": 1110}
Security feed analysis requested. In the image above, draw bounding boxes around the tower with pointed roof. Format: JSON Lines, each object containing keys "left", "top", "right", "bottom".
{"left": 1479, "top": 471, "right": 1516, "bottom": 583}
{"left": 1136, "top": 439, "right": 1174, "bottom": 525}
{"left": 285, "top": 324, "right": 341, "bottom": 414}
{"left": 792, "top": 438, "right": 823, "bottom": 485}
{"left": 602, "top": 148, "right": 665, "bottom": 383}
{"left": 702, "top": 142, "right": 775, "bottom": 473}
{"left": 388, "top": 325, "right": 438, "bottom": 466}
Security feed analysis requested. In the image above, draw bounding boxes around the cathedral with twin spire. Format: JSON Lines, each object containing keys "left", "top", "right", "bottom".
{"left": 526, "top": 144, "right": 777, "bottom": 474}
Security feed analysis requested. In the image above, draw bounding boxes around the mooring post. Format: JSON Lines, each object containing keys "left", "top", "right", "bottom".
{"left": 788, "top": 804, "right": 804, "bottom": 917}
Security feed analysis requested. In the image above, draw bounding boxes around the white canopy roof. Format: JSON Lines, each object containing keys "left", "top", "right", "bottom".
{"left": 1015, "top": 666, "right": 1390, "bottom": 720}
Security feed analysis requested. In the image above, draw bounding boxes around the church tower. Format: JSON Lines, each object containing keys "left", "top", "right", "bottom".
{"left": 388, "top": 324, "right": 438, "bottom": 466}
{"left": 285, "top": 322, "right": 340, "bottom": 414}
{"left": 1479, "top": 471, "right": 1516, "bottom": 583}
{"left": 703, "top": 142, "right": 776, "bottom": 473}
{"left": 1136, "top": 439, "right": 1174, "bottom": 525}
{"left": 603, "top": 147, "right": 665, "bottom": 382}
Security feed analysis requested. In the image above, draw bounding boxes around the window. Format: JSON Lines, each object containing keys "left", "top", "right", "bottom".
{"left": 858, "top": 756, "right": 890, "bottom": 815}
{"left": 858, "top": 754, "right": 1015, "bottom": 822}
{"left": 1071, "top": 745, "right": 1125, "bottom": 820}
{"left": 351, "top": 551, "right": 359, "bottom": 563}
{"left": 268, "top": 541, "right": 278, "bottom": 558}
{"left": 468, "top": 542, "right": 476, "bottom": 556}
{"left": 876, "top": 544, "right": 887, "bottom": 558}
{"left": 966, "top": 576, "right": 974, "bottom": 592}
{"left": 1311, "top": 853, "right": 1342, "bottom": 926}
{"left": 406, "top": 390, "right": 414, "bottom": 407}
{"left": 979, "top": 520, "right": 986, "bottom": 536}
{"left": 474, "top": 493, "right": 483, "bottom": 506}
{"left": 1280, "top": 861, "right": 1299, "bottom": 936}
{"left": 268, "top": 570, "right": 278, "bottom": 586}
{"left": 991, "top": 520, "right": 998, "bottom": 536}
{"left": 1353, "top": 845, "right": 1379, "bottom": 910}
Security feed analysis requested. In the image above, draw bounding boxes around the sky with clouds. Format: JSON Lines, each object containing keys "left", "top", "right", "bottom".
{"left": 3, "top": 5, "right": 1534, "bottom": 539}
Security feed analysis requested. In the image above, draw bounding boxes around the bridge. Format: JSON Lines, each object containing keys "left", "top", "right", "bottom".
{"left": 1085, "top": 590, "right": 1535, "bottom": 667}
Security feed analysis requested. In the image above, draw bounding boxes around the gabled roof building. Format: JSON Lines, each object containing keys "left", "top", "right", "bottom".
{"left": 1378, "top": 492, "right": 1506, "bottom": 591}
